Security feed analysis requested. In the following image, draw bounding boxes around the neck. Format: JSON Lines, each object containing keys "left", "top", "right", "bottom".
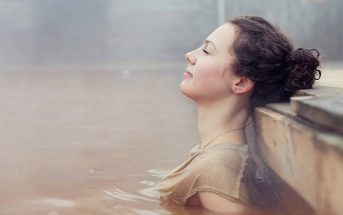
{"left": 197, "top": 98, "right": 250, "bottom": 148}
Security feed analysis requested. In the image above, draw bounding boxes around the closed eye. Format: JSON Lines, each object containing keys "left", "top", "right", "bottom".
{"left": 202, "top": 49, "right": 209, "bottom": 54}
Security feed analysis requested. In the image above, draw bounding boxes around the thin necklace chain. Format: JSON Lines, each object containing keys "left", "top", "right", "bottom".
{"left": 200, "top": 127, "right": 245, "bottom": 149}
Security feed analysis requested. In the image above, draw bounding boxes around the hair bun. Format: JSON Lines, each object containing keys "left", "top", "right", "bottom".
{"left": 284, "top": 48, "right": 321, "bottom": 92}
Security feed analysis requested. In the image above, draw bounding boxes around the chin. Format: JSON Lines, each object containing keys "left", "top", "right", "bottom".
{"left": 180, "top": 82, "right": 200, "bottom": 102}
{"left": 180, "top": 81, "right": 193, "bottom": 98}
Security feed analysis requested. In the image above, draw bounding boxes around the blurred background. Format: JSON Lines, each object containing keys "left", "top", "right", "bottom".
{"left": 0, "top": 1, "right": 341, "bottom": 214}
{"left": 0, "top": 0, "right": 342, "bottom": 68}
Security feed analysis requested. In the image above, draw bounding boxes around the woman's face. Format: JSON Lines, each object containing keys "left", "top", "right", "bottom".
{"left": 180, "top": 23, "right": 237, "bottom": 102}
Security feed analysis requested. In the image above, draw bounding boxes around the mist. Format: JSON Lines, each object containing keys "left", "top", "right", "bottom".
{"left": 0, "top": 0, "right": 341, "bottom": 70}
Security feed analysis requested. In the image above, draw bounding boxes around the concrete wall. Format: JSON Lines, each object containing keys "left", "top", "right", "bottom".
{"left": 254, "top": 81, "right": 343, "bottom": 214}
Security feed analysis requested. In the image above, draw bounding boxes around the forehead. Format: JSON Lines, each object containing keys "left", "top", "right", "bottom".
{"left": 206, "top": 23, "right": 236, "bottom": 55}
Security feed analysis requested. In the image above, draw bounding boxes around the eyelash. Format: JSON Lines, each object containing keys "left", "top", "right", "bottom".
{"left": 202, "top": 49, "right": 209, "bottom": 54}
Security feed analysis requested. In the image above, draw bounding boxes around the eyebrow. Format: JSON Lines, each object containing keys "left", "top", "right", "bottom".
{"left": 204, "top": 40, "right": 217, "bottom": 51}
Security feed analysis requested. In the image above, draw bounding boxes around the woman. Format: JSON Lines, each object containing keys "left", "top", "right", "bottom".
{"left": 155, "top": 16, "right": 321, "bottom": 213}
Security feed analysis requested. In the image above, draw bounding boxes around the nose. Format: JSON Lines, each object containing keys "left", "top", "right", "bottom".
{"left": 185, "top": 50, "right": 196, "bottom": 65}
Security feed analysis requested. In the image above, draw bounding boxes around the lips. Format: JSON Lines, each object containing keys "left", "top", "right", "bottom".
{"left": 183, "top": 70, "right": 193, "bottom": 78}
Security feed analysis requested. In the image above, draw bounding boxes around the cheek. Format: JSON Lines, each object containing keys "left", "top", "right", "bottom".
{"left": 180, "top": 62, "right": 230, "bottom": 100}
{"left": 179, "top": 72, "right": 212, "bottom": 100}
{"left": 222, "top": 69, "right": 233, "bottom": 85}
{"left": 194, "top": 72, "right": 212, "bottom": 92}
{"left": 195, "top": 64, "right": 223, "bottom": 89}
{"left": 197, "top": 65, "right": 232, "bottom": 96}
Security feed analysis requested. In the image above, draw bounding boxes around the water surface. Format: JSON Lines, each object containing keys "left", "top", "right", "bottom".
{"left": 0, "top": 65, "right": 288, "bottom": 214}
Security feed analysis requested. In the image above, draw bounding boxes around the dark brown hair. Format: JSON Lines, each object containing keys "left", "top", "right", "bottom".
{"left": 228, "top": 16, "right": 321, "bottom": 207}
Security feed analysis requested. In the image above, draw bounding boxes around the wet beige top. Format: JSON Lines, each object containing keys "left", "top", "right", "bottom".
{"left": 155, "top": 142, "right": 250, "bottom": 206}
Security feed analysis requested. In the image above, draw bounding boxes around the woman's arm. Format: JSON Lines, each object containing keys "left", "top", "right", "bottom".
{"left": 198, "top": 192, "right": 246, "bottom": 213}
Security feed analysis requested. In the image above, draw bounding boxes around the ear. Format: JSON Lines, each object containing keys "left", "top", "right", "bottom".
{"left": 231, "top": 76, "right": 255, "bottom": 94}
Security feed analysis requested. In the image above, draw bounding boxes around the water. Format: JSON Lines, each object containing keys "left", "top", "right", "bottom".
{"left": 0, "top": 65, "right": 192, "bottom": 214}
{"left": 0, "top": 65, "right": 294, "bottom": 214}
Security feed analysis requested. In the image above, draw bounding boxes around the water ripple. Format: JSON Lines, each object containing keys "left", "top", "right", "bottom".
{"left": 104, "top": 188, "right": 158, "bottom": 203}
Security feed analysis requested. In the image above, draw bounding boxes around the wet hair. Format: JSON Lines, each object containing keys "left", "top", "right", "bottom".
{"left": 228, "top": 16, "right": 321, "bottom": 207}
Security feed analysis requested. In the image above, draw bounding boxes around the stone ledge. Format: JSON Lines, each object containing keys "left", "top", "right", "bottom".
{"left": 296, "top": 85, "right": 343, "bottom": 97}
{"left": 291, "top": 96, "right": 343, "bottom": 135}
{"left": 255, "top": 107, "right": 343, "bottom": 215}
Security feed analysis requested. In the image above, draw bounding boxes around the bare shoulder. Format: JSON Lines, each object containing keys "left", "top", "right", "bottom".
{"left": 198, "top": 192, "right": 247, "bottom": 213}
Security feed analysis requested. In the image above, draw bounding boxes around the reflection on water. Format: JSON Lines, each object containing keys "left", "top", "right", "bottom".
{"left": 28, "top": 198, "right": 77, "bottom": 208}
{"left": 0, "top": 67, "right": 291, "bottom": 214}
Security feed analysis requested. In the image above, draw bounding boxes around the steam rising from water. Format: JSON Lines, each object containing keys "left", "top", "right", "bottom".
{"left": 0, "top": 0, "right": 341, "bottom": 70}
